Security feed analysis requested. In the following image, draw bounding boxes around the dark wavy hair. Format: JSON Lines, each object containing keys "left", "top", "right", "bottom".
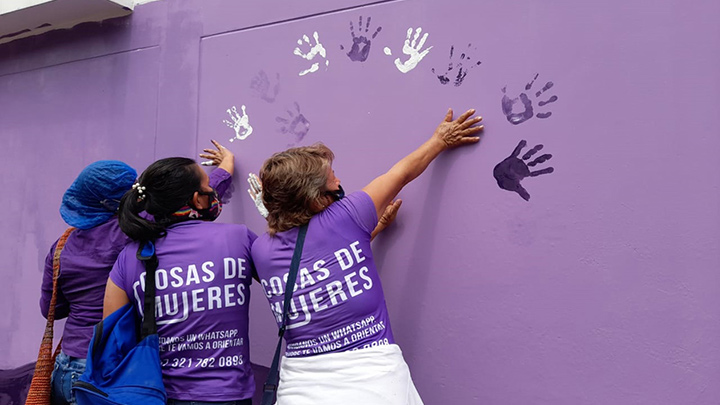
{"left": 260, "top": 143, "right": 334, "bottom": 236}
{"left": 118, "top": 157, "right": 202, "bottom": 242}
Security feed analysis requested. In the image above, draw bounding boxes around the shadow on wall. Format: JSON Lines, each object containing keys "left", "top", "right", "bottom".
{"left": 0, "top": 362, "right": 33, "bottom": 405}
{"left": 0, "top": 16, "right": 131, "bottom": 67}
{"left": 0, "top": 362, "right": 270, "bottom": 405}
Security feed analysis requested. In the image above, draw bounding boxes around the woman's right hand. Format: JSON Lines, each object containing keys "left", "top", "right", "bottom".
{"left": 200, "top": 140, "right": 235, "bottom": 174}
{"left": 431, "top": 108, "right": 484, "bottom": 149}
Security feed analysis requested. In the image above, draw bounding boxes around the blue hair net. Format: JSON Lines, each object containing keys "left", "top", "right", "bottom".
{"left": 60, "top": 160, "right": 137, "bottom": 229}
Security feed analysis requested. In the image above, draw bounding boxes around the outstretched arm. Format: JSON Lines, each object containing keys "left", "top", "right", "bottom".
{"left": 362, "top": 108, "right": 483, "bottom": 218}
{"left": 200, "top": 140, "right": 235, "bottom": 199}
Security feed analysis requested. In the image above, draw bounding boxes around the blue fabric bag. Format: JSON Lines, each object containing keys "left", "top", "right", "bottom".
{"left": 73, "top": 242, "right": 166, "bottom": 405}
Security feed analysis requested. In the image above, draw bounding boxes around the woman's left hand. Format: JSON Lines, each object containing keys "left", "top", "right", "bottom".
{"left": 371, "top": 199, "right": 402, "bottom": 241}
{"left": 247, "top": 173, "right": 269, "bottom": 218}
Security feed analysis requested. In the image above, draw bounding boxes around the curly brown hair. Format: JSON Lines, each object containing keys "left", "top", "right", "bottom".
{"left": 260, "top": 143, "right": 335, "bottom": 235}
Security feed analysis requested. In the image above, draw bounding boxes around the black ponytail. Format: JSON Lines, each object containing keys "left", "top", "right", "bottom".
{"left": 118, "top": 157, "right": 202, "bottom": 242}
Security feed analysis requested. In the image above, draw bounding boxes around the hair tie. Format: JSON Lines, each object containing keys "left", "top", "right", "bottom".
{"left": 132, "top": 182, "right": 147, "bottom": 201}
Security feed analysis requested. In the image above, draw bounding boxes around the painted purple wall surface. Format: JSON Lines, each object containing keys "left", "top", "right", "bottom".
{"left": 1, "top": 1, "right": 719, "bottom": 404}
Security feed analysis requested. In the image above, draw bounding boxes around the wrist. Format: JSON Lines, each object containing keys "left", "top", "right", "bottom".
{"left": 428, "top": 136, "right": 448, "bottom": 153}
{"left": 218, "top": 162, "right": 234, "bottom": 175}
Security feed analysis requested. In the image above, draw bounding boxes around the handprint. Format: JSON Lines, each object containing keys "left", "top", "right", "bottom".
{"left": 340, "top": 16, "right": 382, "bottom": 62}
{"left": 223, "top": 105, "right": 253, "bottom": 142}
{"left": 250, "top": 70, "right": 280, "bottom": 103}
{"left": 276, "top": 102, "right": 310, "bottom": 143}
{"left": 247, "top": 173, "right": 269, "bottom": 218}
{"left": 293, "top": 31, "right": 329, "bottom": 76}
{"left": 431, "top": 44, "right": 482, "bottom": 87}
{"left": 383, "top": 27, "right": 433, "bottom": 73}
{"left": 501, "top": 73, "right": 558, "bottom": 125}
{"left": 493, "top": 140, "right": 554, "bottom": 201}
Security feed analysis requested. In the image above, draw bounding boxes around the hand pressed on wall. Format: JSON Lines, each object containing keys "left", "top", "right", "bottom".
{"left": 246, "top": 173, "right": 269, "bottom": 218}
{"left": 199, "top": 139, "right": 234, "bottom": 167}
{"left": 431, "top": 44, "right": 482, "bottom": 87}
{"left": 501, "top": 73, "right": 558, "bottom": 125}
{"left": 340, "top": 16, "right": 382, "bottom": 62}
{"left": 431, "top": 108, "right": 484, "bottom": 149}
{"left": 493, "top": 140, "right": 554, "bottom": 201}
{"left": 200, "top": 139, "right": 235, "bottom": 202}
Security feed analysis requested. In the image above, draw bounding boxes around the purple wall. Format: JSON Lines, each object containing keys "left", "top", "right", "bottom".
{"left": 2, "top": 1, "right": 719, "bottom": 403}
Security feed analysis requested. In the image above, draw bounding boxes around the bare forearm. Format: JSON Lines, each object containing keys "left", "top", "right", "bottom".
{"left": 388, "top": 138, "right": 446, "bottom": 188}
{"left": 362, "top": 108, "right": 482, "bottom": 218}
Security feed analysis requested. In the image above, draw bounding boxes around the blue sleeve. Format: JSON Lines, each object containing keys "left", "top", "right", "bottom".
{"left": 337, "top": 191, "right": 378, "bottom": 236}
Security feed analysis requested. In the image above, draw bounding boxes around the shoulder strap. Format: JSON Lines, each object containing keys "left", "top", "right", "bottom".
{"left": 137, "top": 241, "right": 159, "bottom": 338}
{"left": 262, "top": 223, "right": 308, "bottom": 405}
{"left": 48, "top": 227, "right": 75, "bottom": 330}
{"left": 26, "top": 227, "right": 74, "bottom": 405}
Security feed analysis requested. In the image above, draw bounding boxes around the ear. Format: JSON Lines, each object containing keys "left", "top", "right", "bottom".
{"left": 191, "top": 191, "right": 205, "bottom": 210}
{"left": 310, "top": 195, "right": 331, "bottom": 213}
{"left": 310, "top": 198, "right": 324, "bottom": 213}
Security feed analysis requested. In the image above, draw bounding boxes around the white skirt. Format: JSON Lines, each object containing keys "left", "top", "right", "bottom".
{"left": 276, "top": 344, "right": 424, "bottom": 405}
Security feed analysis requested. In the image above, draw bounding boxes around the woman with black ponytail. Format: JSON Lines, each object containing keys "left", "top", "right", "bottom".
{"left": 103, "top": 141, "right": 257, "bottom": 405}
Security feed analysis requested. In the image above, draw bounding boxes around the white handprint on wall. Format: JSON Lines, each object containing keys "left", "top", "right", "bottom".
{"left": 223, "top": 105, "right": 253, "bottom": 142}
{"left": 294, "top": 31, "right": 329, "bottom": 76}
{"left": 383, "top": 27, "right": 433, "bottom": 73}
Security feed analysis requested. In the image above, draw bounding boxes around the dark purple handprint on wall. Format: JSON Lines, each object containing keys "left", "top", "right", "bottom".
{"left": 494, "top": 140, "right": 554, "bottom": 201}
{"left": 276, "top": 102, "right": 310, "bottom": 144}
{"left": 501, "top": 73, "right": 558, "bottom": 125}
{"left": 431, "top": 44, "right": 481, "bottom": 87}
{"left": 339, "top": 16, "right": 382, "bottom": 62}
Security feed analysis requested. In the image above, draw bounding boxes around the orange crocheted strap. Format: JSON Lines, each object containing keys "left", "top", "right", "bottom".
{"left": 45, "top": 227, "right": 76, "bottom": 328}
{"left": 52, "top": 227, "right": 75, "bottom": 274}
{"left": 27, "top": 228, "right": 74, "bottom": 404}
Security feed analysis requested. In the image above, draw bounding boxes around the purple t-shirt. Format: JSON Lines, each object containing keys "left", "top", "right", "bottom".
{"left": 109, "top": 230, "right": 256, "bottom": 398}
{"left": 40, "top": 168, "right": 233, "bottom": 359}
{"left": 252, "top": 191, "right": 395, "bottom": 357}
{"left": 41, "top": 219, "right": 130, "bottom": 358}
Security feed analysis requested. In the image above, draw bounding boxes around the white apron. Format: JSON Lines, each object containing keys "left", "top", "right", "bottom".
{"left": 276, "top": 344, "right": 424, "bottom": 405}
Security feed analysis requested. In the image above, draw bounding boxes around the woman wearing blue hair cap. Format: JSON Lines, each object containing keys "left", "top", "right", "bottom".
{"left": 59, "top": 160, "right": 137, "bottom": 229}
{"left": 39, "top": 141, "right": 234, "bottom": 405}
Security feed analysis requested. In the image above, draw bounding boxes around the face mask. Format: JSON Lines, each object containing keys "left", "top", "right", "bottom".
{"left": 171, "top": 188, "right": 222, "bottom": 221}
{"left": 325, "top": 184, "right": 345, "bottom": 201}
{"left": 196, "top": 189, "right": 222, "bottom": 221}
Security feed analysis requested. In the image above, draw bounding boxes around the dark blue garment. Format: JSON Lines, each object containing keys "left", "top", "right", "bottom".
{"left": 73, "top": 303, "right": 166, "bottom": 405}
{"left": 51, "top": 352, "right": 86, "bottom": 405}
